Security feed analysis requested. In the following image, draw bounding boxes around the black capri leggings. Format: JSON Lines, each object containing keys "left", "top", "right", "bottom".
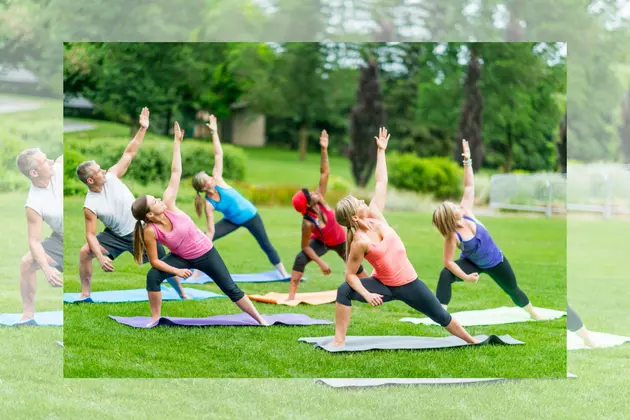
{"left": 336, "top": 277, "right": 452, "bottom": 327}
{"left": 293, "top": 238, "right": 365, "bottom": 274}
{"left": 146, "top": 247, "right": 244, "bottom": 302}
{"left": 213, "top": 214, "right": 281, "bottom": 266}
{"left": 436, "top": 257, "right": 530, "bottom": 308}
{"left": 567, "top": 305, "right": 584, "bottom": 332}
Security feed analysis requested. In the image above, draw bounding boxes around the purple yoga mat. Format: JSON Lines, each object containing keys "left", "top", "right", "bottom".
{"left": 109, "top": 312, "right": 333, "bottom": 328}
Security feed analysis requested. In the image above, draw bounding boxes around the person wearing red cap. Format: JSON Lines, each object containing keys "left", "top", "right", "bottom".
{"left": 288, "top": 129, "right": 367, "bottom": 300}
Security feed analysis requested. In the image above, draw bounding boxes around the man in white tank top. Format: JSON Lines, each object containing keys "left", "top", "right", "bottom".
{"left": 75, "top": 108, "right": 184, "bottom": 299}
{"left": 16, "top": 148, "right": 64, "bottom": 321}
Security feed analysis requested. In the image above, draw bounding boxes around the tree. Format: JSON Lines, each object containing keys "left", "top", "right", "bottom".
{"left": 349, "top": 57, "right": 385, "bottom": 187}
{"left": 457, "top": 44, "right": 484, "bottom": 170}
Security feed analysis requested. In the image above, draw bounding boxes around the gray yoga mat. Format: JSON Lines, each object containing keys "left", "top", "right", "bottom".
{"left": 299, "top": 334, "right": 524, "bottom": 353}
{"left": 316, "top": 374, "right": 576, "bottom": 388}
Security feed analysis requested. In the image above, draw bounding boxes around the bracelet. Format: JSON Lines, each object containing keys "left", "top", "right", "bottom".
{"left": 463, "top": 159, "right": 472, "bottom": 166}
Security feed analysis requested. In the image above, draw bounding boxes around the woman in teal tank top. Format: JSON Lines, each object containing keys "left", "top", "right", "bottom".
{"left": 191, "top": 114, "right": 288, "bottom": 278}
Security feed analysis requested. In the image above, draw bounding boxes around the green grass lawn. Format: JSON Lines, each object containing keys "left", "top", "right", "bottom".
{"left": 63, "top": 189, "right": 566, "bottom": 378}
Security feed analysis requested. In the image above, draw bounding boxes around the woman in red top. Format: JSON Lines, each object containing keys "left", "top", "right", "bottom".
{"left": 332, "top": 128, "right": 477, "bottom": 346}
{"left": 289, "top": 130, "right": 366, "bottom": 300}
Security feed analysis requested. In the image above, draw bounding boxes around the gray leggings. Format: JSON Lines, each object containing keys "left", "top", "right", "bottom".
{"left": 336, "top": 277, "right": 453, "bottom": 327}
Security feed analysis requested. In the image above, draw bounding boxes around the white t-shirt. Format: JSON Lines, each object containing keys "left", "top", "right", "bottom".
{"left": 25, "top": 159, "right": 64, "bottom": 236}
{"left": 84, "top": 172, "right": 136, "bottom": 237}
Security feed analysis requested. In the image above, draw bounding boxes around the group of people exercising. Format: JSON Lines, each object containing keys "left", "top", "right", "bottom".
{"left": 16, "top": 107, "right": 596, "bottom": 346}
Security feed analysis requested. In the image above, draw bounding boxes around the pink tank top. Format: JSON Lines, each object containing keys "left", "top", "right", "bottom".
{"left": 363, "top": 219, "right": 417, "bottom": 287}
{"left": 310, "top": 204, "right": 346, "bottom": 246}
{"left": 150, "top": 209, "right": 212, "bottom": 260}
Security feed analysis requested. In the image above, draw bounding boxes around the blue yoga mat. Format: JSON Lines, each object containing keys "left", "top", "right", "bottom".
{"left": 180, "top": 269, "right": 306, "bottom": 284}
{"left": 64, "top": 286, "right": 225, "bottom": 303}
{"left": 0, "top": 311, "right": 63, "bottom": 326}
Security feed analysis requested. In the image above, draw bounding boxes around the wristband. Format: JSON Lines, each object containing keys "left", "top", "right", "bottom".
{"left": 463, "top": 159, "right": 472, "bottom": 166}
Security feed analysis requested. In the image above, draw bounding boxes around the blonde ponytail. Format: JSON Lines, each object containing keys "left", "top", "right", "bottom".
{"left": 345, "top": 227, "right": 354, "bottom": 262}
{"left": 194, "top": 191, "right": 204, "bottom": 218}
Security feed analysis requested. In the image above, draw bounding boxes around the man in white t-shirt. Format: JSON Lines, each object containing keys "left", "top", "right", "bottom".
{"left": 16, "top": 148, "right": 64, "bottom": 321}
{"left": 76, "top": 107, "right": 187, "bottom": 299}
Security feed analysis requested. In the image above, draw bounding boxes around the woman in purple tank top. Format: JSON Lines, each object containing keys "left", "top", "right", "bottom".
{"left": 130, "top": 122, "right": 267, "bottom": 326}
{"left": 431, "top": 139, "right": 541, "bottom": 320}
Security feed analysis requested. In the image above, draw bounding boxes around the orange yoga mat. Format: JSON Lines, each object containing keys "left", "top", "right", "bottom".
{"left": 248, "top": 290, "right": 337, "bottom": 306}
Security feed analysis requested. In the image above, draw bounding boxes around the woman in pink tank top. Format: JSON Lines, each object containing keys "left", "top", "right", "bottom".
{"left": 287, "top": 129, "right": 367, "bottom": 300}
{"left": 130, "top": 122, "right": 266, "bottom": 326}
{"left": 331, "top": 127, "right": 478, "bottom": 347}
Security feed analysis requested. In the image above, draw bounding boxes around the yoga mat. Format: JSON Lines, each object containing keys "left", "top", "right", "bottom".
{"left": 110, "top": 312, "right": 333, "bottom": 328}
{"left": 0, "top": 311, "right": 63, "bottom": 326}
{"left": 299, "top": 334, "right": 523, "bottom": 353}
{"left": 56, "top": 341, "right": 64, "bottom": 348}
{"left": 64, "top": 286, "right": 224, "bottom": 303}
{"left": 316, "top": 378, "right": 504, "bottom": 388}
{"left": 249, "top": 290, "right": 337, "bottom": 306}
{"left": 400, "top": 306, "right": 566, "bottom": 327}
{"left": 180, "top": 270, "right": 306, "bottom": 284}
{"left": 567, "top": 330, "right": 630, "bottom": 350}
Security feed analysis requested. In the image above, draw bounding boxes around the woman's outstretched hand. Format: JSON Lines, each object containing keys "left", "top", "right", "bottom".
{"left": 206, "top": 114, "right": 218, "bottom": 134}
{"left": 462, "top": 138, "right": 471, "bottom": 160}
{"left": 375, "top": 127, "right": 390, "bottom": 150}
{"left": 320, "top": 129, "right": 329, "bottom": 149}
{"left": 174, "top": 121, "right": 185, "bottom": 142}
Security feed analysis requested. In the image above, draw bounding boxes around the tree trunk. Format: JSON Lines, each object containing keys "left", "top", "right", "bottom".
{"left": 350, "top": 57, "right": 385, "bottom": 187}
{"left": 456, "top": 45, "right": 484, "bottom": 170}
{"left": 298, "top": 122, "right": 308, "bottom": 161}
{"left": 505, "top": 0, "right": 525, "bottom": 41}
{"left": 505, "top": 122, "right": 514, "bottom": 172}
{"left": 619, "top": 89, "right": 630, "bottom": 164}
{"left": 558, "top": 112, "right": 567, "bottom": 172}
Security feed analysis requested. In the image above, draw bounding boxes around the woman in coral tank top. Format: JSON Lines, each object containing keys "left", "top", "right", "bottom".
{"left": 288, "top": 129, "right": 367, "bottom": 300}
{"left": 130, "top": 122, "right": 266, "bottom": 326}
{"left": 332, "top": 128, "right": 477, "bottom": 346}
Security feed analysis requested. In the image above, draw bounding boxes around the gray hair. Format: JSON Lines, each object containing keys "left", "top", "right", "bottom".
{"left": 16, "top": 148, "right": 41, "bottom": 178}
{"left": 76, "top": 160, "right": 97, "bottom": 184}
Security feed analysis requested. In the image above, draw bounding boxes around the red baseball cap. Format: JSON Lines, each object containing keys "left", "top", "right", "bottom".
{"left": 292, "top": 189, "right": 308, "bottom": 215}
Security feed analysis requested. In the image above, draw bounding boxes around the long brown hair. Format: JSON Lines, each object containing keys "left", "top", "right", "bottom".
{"left": 432, "top": 202, "right": 460, "bottom": 237}
{"left": 130, "top": 195, "right": 150, "bottom": 265}
{"left": 334, "top": 195, "right": 360, "bottom": 258}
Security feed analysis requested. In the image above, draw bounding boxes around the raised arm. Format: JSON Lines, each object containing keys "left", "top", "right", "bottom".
{"left": 205, "top": 114, "right": 225, "bottom": 180}
{"left": 459, "top": 139, "right": 475, "bottom": 213}
{"left": 163, "top": 121, "right": 184, "bottom": 210}
{"left": 109, "top": 107, "right": 149, "bottom": 179}
{"left": 368, "top": 127, "right": 390, "bottom": 219}
{"left": 316, "top": 130, "right": 330, "bottom": 197}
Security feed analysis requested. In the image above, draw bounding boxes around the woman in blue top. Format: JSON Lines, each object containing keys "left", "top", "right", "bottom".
{"left": 192, "top": 114, "right": 288, "bottom": 278}
{"left": 431, "top": 139, "right": 541, "bottom": 320}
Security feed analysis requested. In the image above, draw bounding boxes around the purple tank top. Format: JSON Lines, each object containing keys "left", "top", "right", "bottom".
{"left": 150, "top": 209, "right": 212, "bottom": 260}
{"left": 456, "top": 215, "right": 503, "bottom": 269}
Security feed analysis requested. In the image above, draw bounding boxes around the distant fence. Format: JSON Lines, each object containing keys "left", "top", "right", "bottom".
{"left": 489, "top": 164, "right": 630, "bottom": 218}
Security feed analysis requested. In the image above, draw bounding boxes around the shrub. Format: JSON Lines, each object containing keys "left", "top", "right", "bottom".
{"left": 389, "top": 153, "right": 462, "bottom": 200}
{"left": 66, "top": 138, "right": 246, "bottom": 185}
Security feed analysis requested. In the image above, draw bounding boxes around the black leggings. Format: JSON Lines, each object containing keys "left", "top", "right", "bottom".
{"left": 567, "top": 305, "right": 584, "bottom": 332}
{"left": 436, "top": 257, "right": 530, "bottom": 307}
{"left": 336, "top": 277, "right": 452, "bottom": 327}
{"left": 146, "top": 247, "right": 244, "bottom": 302}
{"left": 213, "top": 214, "right": 281, "bottom": 266}
{"left": 292, "top": 238, "right": 365, "bottom": 275}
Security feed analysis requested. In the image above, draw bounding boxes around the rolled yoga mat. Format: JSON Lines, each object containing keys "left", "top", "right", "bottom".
{"left": 110, "top": 312, "right": 333, "bottom": 328}
{"left": 401, "top": 306, "right": 566, "bottom": 327}
{"left": 567, "top": 330, "right": 630, "bottom": 350}
{"left": 299, "top": 334, "right": 524, "bottom": 353}
{"left": 180, "top": 270, "right": 306, "bottom": 284}
{"left": 0, "top": 311, "right": 63, "bottom": 326}
{"left": 249, "top": 290, "right": 337, "bottom": 306}
{"left": 64, "top": 286, "right": 224, "bottom": 303}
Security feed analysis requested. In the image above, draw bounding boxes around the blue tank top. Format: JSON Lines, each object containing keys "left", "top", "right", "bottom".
{"left": 456, "top": 215, "right": 503, "bottom": 269}
{"left": 205, "top": 185, "right": 257, "bottom": 225}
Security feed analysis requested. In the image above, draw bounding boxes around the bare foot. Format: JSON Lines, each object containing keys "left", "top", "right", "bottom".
{"left": 18, "top": 314, "right": 34, "bottom": 322}
{"left": 330, "top": 339, "right": 345, "bottom": 347}
{"left": 79, "top": 294, "right": 91, "bottom": 300}
{"left": 180, "top": 293, "right": 191, "bottom": 300}
{"left": 259, "top": 320, "right": 269, "bottom": 326}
